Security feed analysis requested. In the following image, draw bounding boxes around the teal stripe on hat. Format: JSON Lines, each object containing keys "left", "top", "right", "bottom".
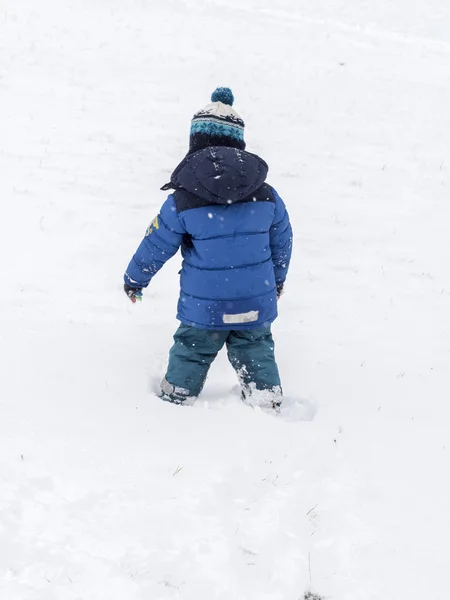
{"left": 190, "top": 121, "right": 244, "bottom": 141}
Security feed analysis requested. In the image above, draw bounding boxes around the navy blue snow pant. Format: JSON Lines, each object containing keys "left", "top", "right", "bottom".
{"left": 161, "top": 325, "right": 281, "bottom": 402}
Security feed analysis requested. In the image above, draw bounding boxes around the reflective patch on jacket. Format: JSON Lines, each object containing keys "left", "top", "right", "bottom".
{"left": 223, "top": 310, "right": 259, "bottom": 324}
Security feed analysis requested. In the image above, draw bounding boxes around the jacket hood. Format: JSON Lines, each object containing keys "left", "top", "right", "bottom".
{"left": 166, "top": 147, "right": 268, "bottom": 205}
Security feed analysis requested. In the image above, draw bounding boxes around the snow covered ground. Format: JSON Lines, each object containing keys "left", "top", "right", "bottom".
{"left": 1, "top": 0, "right": 450, "bottom": 598}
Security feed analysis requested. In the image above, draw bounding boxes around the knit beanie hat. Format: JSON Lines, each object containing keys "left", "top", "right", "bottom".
{"left": 189, "top": 87, "right": 246, "bottom": 153}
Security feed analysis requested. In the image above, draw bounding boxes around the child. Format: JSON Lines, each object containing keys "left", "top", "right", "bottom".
{"left": 124, "top": 87, "right": 292, "bottom": 408}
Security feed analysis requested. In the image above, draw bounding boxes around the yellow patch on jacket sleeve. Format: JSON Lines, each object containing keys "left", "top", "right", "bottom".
{"left": 145, "top": 216, "right": 160, "bottom": 236}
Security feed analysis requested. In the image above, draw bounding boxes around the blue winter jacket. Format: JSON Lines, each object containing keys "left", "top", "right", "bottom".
{"left": 124, "top": 146, "right": 292, "bottom": 330}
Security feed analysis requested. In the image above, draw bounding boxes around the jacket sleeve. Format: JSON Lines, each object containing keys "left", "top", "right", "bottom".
{"left": 269, "top": 189, "right": 293, "bottom": 286}
{"left": 124, "top": 195, "right": 185, "bottom": 289}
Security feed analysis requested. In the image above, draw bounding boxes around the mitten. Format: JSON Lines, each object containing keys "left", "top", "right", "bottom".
{"left": 124, "top": 284, "right": 143, "bottom": 303}
{"left": 276, "top": 284, "right": 284, "bottom": 299}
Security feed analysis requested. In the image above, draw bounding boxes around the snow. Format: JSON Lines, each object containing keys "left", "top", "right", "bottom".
{"left": 1, "top": 0, "right": 450, "bottom": 598}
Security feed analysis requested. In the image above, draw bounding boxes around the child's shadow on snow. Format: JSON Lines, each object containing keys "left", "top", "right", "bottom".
{"left": 277, "top": 395, "right": 317, "bottom": 422}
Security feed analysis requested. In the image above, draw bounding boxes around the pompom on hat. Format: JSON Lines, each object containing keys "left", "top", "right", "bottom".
{"left": 189, "top": 87, "right": 245, "bottom": 153}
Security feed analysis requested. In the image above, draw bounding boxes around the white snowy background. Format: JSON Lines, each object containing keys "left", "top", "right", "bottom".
{"left": 1, "top": 0, "right": 450, "bottom": 598}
